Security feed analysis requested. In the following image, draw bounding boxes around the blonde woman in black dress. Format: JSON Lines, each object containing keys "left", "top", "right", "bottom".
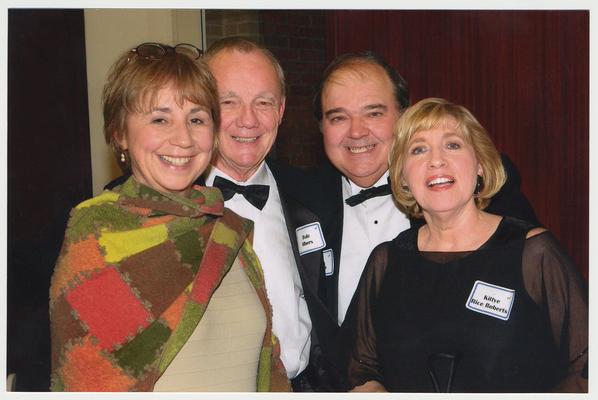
{"left": 348, "top": 98, "right": 587, "bottom": 393}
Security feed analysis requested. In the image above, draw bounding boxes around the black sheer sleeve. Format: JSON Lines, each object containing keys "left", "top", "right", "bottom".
{"left": 346, "top": 242, "right": 392, "bottom": 390}
{"left": 521, "top": 231, "right": 588, "bottom": 392}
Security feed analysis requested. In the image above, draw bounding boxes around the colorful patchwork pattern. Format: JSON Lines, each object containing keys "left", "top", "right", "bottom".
{"left": 49, "top": 177, "right": 289, "bottom": 392}
{"left": 113, "top": 321, "right": 171, "bottom": 378}
{"left": 59, "top": 337, "right": 136, "bottom": 391}
{"left": 66, "top": 267, "right": 152, "bottom": 351}
{"left": 99, "top": 224, "right": 168, "bottom": 263}
{"left": 50, "top": 234, "right": 104, "bottom": 301}
{"left": 120, "top": 241, "right": 193, "bottom": 316}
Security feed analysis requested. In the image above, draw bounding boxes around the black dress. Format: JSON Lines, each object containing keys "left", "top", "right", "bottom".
{"left": 348, "top": 217, "right": 587, "bottom": 392}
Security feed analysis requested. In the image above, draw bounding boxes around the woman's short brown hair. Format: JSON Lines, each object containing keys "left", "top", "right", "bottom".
{"left": 389, "top": 97, "right": 506, "bottom": 218}
{"left": 102, "top": 43, "right": 220, "bottom": 171}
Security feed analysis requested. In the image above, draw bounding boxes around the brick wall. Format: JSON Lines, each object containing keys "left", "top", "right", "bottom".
{"left": 204, "top": 10, "right": 328, "bottom": 169}
{"left": 259, "top": 10, "right": 327, "bottom": 168}
{"left": 204, "top": 10, "right": 260, "bottom": 47}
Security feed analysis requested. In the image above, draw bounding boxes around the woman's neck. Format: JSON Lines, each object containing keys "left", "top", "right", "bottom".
{"left": 418, "top": 205, "right": 501, "bottom": 252}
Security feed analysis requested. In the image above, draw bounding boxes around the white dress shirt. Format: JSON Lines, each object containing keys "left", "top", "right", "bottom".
{"left": 205, "top": 162, "right": 311, "bottom": 379}
{"left": 337, "top": 171, "right": 411, "bottom": 324}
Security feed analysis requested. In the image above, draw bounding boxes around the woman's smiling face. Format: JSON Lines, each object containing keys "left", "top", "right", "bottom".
{"left": 402, "top": 117, "right": 481, "bottom": 217}
{"left": 117, "top": 84, "right": 214, "bottom": 196}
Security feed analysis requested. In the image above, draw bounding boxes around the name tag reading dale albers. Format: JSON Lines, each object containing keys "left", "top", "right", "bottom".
{"left": 296, "top": 222, "right": 326, "bottom": 256}
{"left": 466, "top": 280, "right": 515, "bottom": 321}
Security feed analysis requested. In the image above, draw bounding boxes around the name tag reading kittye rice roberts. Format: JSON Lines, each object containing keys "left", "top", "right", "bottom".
{"left": 466, "top": 280, "right": 515, "bottom": 321}
{"left": 296, "top": 222, "right": 326, "bottom": 256}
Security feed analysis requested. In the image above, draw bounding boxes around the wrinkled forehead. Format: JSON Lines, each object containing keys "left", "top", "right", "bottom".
{"left": 321, "top": 62, "right": 397, "bottom": 115}
{"left": 208, "top": 48, "right": 284, "bottom": 97}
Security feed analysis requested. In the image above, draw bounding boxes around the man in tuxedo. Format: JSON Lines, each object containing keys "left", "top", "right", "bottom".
{"left": 281, "top": 51, "right": 539, "bottom": 391}
{"left": 201, "top": 37, "right": 316, "bottom": 391}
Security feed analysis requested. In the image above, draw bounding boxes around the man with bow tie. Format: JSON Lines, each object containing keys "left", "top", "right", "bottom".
{"left": 278, "top": 51, "right": 540, "bottom": 391}
{"left": 201, "top": 37, "right": 322, "bottom": 392}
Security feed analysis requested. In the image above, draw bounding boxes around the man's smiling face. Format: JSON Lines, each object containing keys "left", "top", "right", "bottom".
{"left": 320, "top": 62, "right": 400, "bottom": 188}
{"left": 208, "top": 48, "right": 285, "bottom": 182}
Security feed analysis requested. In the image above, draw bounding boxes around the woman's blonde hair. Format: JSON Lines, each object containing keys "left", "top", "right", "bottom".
{"left": 389, "top": 98, "right": 506, "bottom": 218}
{"left": 102, "top": 43, "right": 220, "bottom": 172}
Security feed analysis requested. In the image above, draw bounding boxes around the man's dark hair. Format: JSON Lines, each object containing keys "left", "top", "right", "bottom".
{"left": 313, "top": 51, "right": 410, "bottom": 122}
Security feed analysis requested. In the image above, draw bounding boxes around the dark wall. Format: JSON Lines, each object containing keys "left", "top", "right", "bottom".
{"left": 259, "top": 10, "right": 328, "bottom": 167}
{"left": 8, "top": 9, "right": 92, "bottom": 390}
{"left": 326, "top": 10, "right": 589, "bottom": 279}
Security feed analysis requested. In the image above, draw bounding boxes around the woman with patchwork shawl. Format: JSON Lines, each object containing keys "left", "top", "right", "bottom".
{"left": 49, "top": 42, "right": 289, "bottom": 392}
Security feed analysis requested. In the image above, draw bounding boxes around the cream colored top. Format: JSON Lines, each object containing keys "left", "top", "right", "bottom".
{"left": 205, "top": 164, "right": 312, "bottom": 378}
{"left": 154, "top": 259, "right": 267, "bottom": 392}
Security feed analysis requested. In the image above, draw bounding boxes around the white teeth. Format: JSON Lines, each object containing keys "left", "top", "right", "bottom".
{"left": 348, "top": 144, "right": 375, "bottom": 153}
{"left": 428, "top": 177, "right": 454, "bottom": 187}
{"left": 160, "top": 155, "right": 191, "bottom": 166}
{"left": 233, "top": 136, "right": 257, "bottom": 143}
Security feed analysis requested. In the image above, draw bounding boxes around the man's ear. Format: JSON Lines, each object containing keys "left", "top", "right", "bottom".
{"left": 278, "top": 97, "right": 286, "bottom": 126}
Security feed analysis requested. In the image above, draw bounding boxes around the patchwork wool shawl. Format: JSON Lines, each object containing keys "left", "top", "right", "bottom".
{"left": 49, "top": 177, "right": 289, "bottom": 391}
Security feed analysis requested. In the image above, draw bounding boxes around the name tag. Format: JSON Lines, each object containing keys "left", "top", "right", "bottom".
{"left": 323, "top": 249, "right": 334, "bottom": 276}
{"left": 296, "top": 222, "right": 326, "bottom": 256}
{"left": 465, "top": 280, "right": 515, "bottom": 321}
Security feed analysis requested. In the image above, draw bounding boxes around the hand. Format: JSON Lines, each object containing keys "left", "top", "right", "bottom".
{"left": 350, "top": 380, "right": 387, "bottom": 392}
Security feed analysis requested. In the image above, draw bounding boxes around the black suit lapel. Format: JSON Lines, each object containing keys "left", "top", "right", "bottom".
{"left": 194, "top": 174, "right": 206, "bottom": 186}
{"left": 322, "top": 173, "right": 344, "bottom": 321}
{"left": 267, "top": 159, "right": 322, "bottom": 294}
{"left": 280, "top": 193, "right": 322, "bottom": 294}
{"left": 269, "top": 158, "right": 344, "bottom": 326}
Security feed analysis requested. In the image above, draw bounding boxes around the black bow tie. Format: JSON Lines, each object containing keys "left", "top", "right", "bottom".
{"left": 212, "top": 176, "right": 270, "bottom": 210}
{"left": 345, "top": 183, "right": 392, "bottom": 207}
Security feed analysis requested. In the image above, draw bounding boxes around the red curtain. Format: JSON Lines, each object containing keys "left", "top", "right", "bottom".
{"left": 327, "top": 10, "right": 589, "bottom": 278}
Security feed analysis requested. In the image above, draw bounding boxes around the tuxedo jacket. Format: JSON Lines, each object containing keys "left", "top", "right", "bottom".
{"left": 277, "top": 153, "right": 540, "bottom": 391}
